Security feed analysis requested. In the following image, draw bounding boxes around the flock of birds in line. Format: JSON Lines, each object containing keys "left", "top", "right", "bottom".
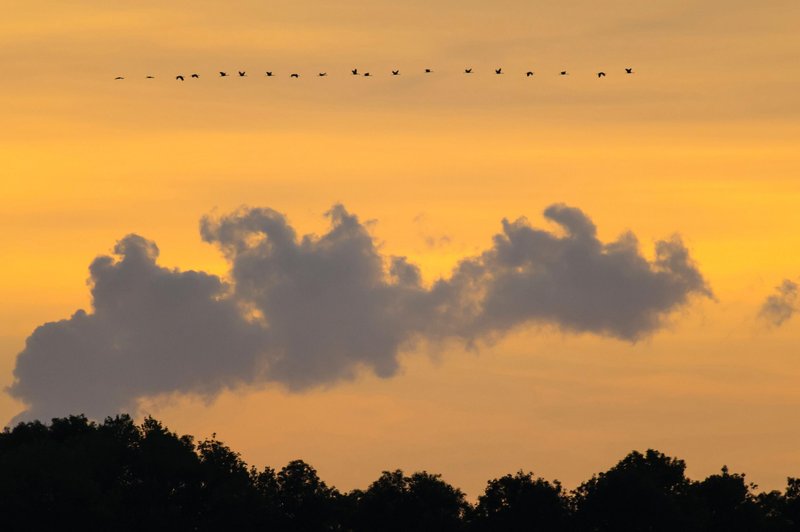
{"left": 114, "top": 67, "right": 636, "bottom": 80}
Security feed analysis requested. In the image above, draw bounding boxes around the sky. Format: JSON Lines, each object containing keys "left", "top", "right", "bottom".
{"left": 2, "top": 0, "right": 800, "bottom": 497}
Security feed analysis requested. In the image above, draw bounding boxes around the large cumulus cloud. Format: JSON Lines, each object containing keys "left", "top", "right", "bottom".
{"left": 7, "top": 204, "right": 711, "bottom": 424}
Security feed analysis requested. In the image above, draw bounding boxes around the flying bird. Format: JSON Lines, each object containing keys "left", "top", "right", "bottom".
{"left": 526, "top": 71, "right": 535, "bottom": 77}
{"left": 425, "top": 68, "right": 432, "bottom": 73}
{"left": 464, "top": 68, "right": 472, "bottom": 74}
{"left": 318, "top": 72, "right": 327, "bottom": 77}
{"left": 495, "top": 68, "right": 503, "bottom": 74}
{"left": 266, "top": 71, "right": 273, "bottom": 77}
{"left": 352, "top": 68, "right": 358, "bottom": 75}
{"left": 560, "top": 71, "right": 568, "bottom": 76}
{"left": 145, "top": 75, "right": 154, "bottom": 79}
{"left": 392, "top": 70, "right": 400, "bottom": 75}
{"left": 597, "top": 71, "right": 606, "bottom": 78}
{"left": 290, "top": 73, "right": 299, "bottom": 78}
{"left": 191, "top": 73, "right": 199, "bottom": 78}
{"left": 625, "top": 68, "right": 634, "bottom": 74}
{"left": 114, "top": 76, "right": 124, "bottom": 80}
{"left": 176, "top": 75, "right": 184, "bottom": 81}
{"left": 238, "top": 71, "right": 246, "bottom": 77}
{"left": 219, "top": 71, "right": 228, "bottom": 77}
{"left": 364, "top": 72, "right": 371, "bottom": 77}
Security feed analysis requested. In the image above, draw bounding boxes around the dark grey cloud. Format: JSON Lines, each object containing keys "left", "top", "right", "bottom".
{"left": 759, "top": 279, "right": 798, "bottom": 327}
{"left": 199, "top": 205, "right": 430, "bottom": 388}
{"left": 432, "top": 204, "right": 713, "bottom": 342}
{"left": 8, "top": 235, "right": 265, "bottom": 424}
{"left": 7, "top": 204, "right": 711, "bottom": 424}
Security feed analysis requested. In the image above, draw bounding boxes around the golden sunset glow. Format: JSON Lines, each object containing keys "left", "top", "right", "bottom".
{"left": 2, "top": 1, "right": 799, "bottom": 498}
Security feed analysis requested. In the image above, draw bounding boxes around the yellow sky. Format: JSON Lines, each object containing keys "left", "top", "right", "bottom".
{"left": 2, "top": 0, "right": 799, "bottom": 496}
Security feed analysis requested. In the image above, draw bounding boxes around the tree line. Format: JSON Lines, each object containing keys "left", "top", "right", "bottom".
{"left": 1, "top": 414, "right": 799, "bottom": 531}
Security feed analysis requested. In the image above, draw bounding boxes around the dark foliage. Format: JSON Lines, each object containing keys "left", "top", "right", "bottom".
{"left": 572, "top": 449, "right": 692, "bottom": 531}
{"left": 351, "top": 469, "right": 469, "bottom": 531}
{"left": 471, "top": 471, "right": 568, "bottom": 531}
{"left": 2, "top": 415, "right": 799, "bottom": 531}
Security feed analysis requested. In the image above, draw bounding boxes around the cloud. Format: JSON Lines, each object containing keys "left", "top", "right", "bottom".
{"left": 430, "top": 204, "right": 712, "bottom": 342}
{"left": 759, "top": 279, "right": 798, "bottom": 327}
{"left": 199, "top": 205, "right": 430, "bottom": 389}
{"left": 7, "top": 204, "right": 711, "bottom": 424}
{"left": 8, "top": 235, "right": 265, "bottom": 424}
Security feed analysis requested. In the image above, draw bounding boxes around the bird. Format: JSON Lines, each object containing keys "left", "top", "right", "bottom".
{"left": 597, "top": 71, "right": 606, "bottom": 78}
{"left": 290, "top": 73, "right": 299, "bottom": 78}
{"left": 392, "top": 70, "right": 400, "bottom": 75}
{"left": 352, "top": 68, "right": 358, "bottom": 75}
{"left": 191, "top": 73, "right": 199, "bottom": 78}
{"left": 560, "top": 70, "right": 568, "bottom": 76}
{"left": 464, "top": 68, "right": 472, "bottom": 74}
{"left": 625, "top": 68, "right": 634, "bottom": 74}
{"left": 318, "top": 72, "right": 327, "bottom": 77}
{"left": 219, "top": 71, "right": 228, "bottom": 77}
{"left": 146, "top": 75, "right": 154, "bottom": 79}
{"left": 265, "top": 71, "right": 273, "bottom": 77}
{"left": 176, "top": 75, "right": 184, "bottom": 81}
{"left": 526, "top": 71, "right": 535, "bottom": 77}
{"left": 114, "top": 76, "right": 124, "bottom": 80}
{"left": 495, "top": 68, "right": 503, "bottom": 74}
{"left": 238, "top": 71, "right": 246, "bottom": 77}
{"left": 364, "top": 72, "right": 371, "bottom": 77}
{"left": 425, "top": 68, "right": 432, "bottom": 73}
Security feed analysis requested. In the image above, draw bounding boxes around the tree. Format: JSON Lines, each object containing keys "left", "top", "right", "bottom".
{"left": 572, "top": 449, "right": 691, "bottom": 532}
{"left": 196, "top": 435, "right": 262, "bottom": 530}
{"left": 276, "top": 459, "right": 343, "bottom": 531}
{"left": 354, "top": 469, "right": 468, "bottom": 532}
{"left": 686, "top": 466, "right": 766, "bottom": 532}
{"left": 471, "top": 470, "right": 568, "bottom": 531}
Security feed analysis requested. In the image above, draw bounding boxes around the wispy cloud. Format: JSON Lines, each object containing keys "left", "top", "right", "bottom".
{"left": 759, "top": 279, "right": 798, "bottom": 327}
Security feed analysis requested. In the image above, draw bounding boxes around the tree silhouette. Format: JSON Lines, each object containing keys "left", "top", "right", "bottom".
{"left": 686, "top": 465, "right": 765, "bottom": 531}
{"left": 353, "top": 469, "right": 468, "bottom": 531}
{"left": 276, "top": 459, "right": 343, "bottom": 531}
{"left": 196, "top": 435, "right": 262, "bottom": 529}
{"left": 572, "top": 449, "right": 691, "bottom": 531}
{"left": 784, "top": 478, "right": 800, "bottom": 530}
{"left": 3, "top": 415, "right": 800, "bottom": 531}
{"left": 471, "top": 470, "right": 568, "bottom": 531}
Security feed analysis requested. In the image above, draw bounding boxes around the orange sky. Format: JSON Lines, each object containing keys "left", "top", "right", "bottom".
{"left": 2, "top": 0, "right": 800, "bottom": 497}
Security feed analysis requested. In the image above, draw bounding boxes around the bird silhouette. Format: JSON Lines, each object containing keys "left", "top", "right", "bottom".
{"left": 560, "top": 71, "right": 568, "bottom": 76}
{"left": 318, "top": 72, "right": 327, "bottom": 77}
{"left": 526, "top": 71, "right": 535, "bottom": 77}
{"left": 238, "top": 71, "right": 246, "bottom": 77}
{"left": 191, "top": 74, "right": 199, "bottom": 78}
{"left": 495, "top": 68, "right": 503, "bottom": 74}
{"left": 176, "top": 75, "right": 184, "bottom": 81}
{"left": 392, "top": 70, "right": 400, "bottom": 75}
{"left": 464, "top": 68, "right": 472, "bottom": 74}
{"left": 625, "top": 68, "right": 634, "bottom": 74}
{"left": 290, "top": 73, "right": 299, "bottom": 78}
{"left": 114, "top": 76, "right": 124, "bottom": 80}
{"left": 352, "top": 68, "right": 358, "bottom": 75}
{"left": 219, "top": 71, "right": 228, "bottom": 77}
{"left": 597, "top": 71, "right": 606, "bottom": 78}
{"left": 146, "top": 75, "right": 154, "bottom": 79}
{"left": 425, "top": 68, "right": 432, "bottom": 73}
{"left": 265, "top": 71, "right": 273, "bottom": 77}
{"left": 364, "top": 72, "right": 371, "bottom": 77}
